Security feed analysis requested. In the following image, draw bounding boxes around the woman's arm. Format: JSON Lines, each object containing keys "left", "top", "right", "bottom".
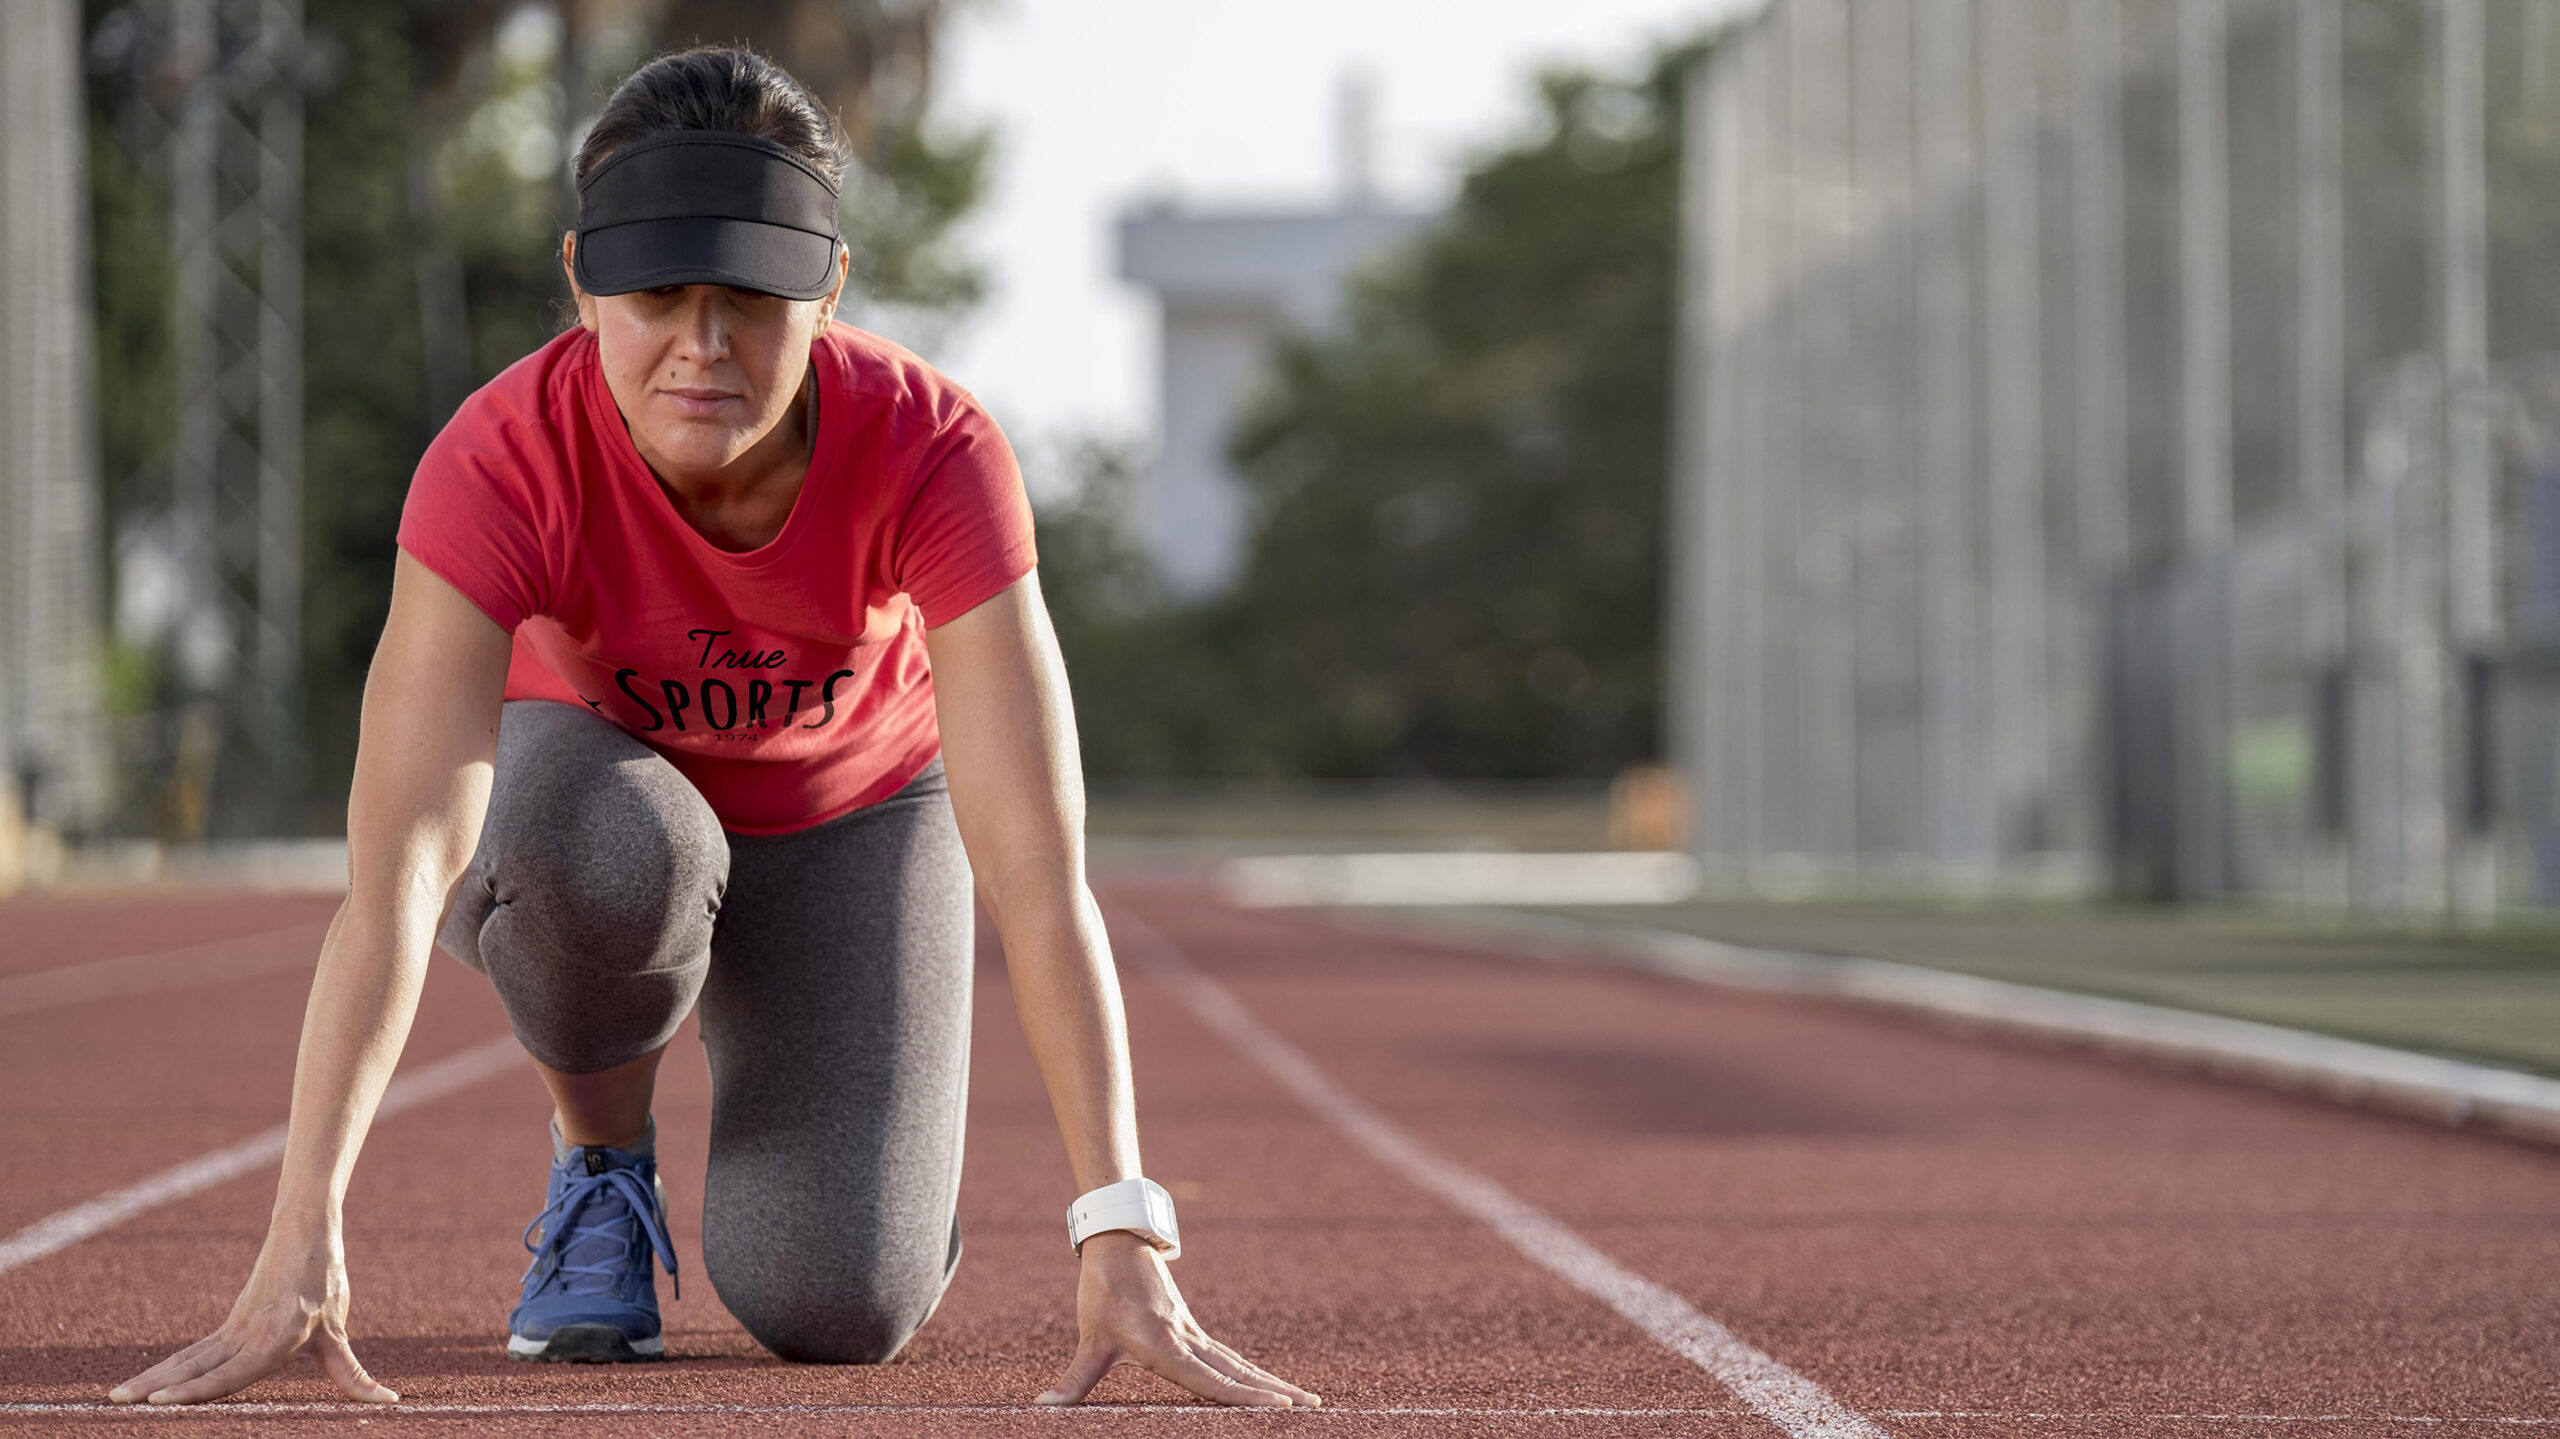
{"left": 923, "top": 573, "right": 1318, "bottom": 1409}
{"left": 110, "top": 551, "right": 514, "bottom": 1406}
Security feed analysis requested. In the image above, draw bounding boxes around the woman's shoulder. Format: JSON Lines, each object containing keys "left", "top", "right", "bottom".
{"left": 436, "top": 327, "right": 597, "bottom": 459}
{"left": 819, "top": 321, "right": 996, "bottom": 440}
{"left": 408, "top": 328, "right": 595, "bottom": 537}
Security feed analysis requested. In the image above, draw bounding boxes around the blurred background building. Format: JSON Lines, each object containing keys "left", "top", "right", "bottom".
{"left": 1670, "top": 0, "right": 2559, "bottom": 917}
{"left": 1116, "top": 78, "right": 1430, "bottom": 595}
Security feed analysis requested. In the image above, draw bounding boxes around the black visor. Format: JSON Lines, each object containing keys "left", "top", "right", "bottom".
{"left": 573, "top": 131, "right": 843, "bottom": 301}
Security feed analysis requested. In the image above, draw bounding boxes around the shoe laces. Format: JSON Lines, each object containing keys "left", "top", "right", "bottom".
{"left": 522, "top": 1162, "right": 680, "bottom": 1300}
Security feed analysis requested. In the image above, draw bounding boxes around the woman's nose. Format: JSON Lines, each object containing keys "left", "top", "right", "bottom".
{"left": 673, "top": 290, "right": 730, "bottom": 361}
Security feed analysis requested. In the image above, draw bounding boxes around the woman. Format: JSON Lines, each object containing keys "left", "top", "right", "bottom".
{"left": 110, "top": 47, "right": 1317, "bottom": 1411}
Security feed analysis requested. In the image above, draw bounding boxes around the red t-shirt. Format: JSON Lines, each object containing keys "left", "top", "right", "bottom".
{"left": 396, "top": 322, "right": 1037, "bottom": 834}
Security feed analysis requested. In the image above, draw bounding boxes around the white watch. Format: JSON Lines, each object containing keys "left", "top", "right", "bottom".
{"left": 1066, "top": 1177, "right": 1180, "bottom": 1259}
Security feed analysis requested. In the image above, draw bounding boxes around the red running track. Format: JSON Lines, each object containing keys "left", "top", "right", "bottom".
{"left": 3, "top": 884, "right": 2558, "bottom": 1437}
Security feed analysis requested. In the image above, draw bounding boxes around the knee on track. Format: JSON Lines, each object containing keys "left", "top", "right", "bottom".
{"left": 719, "top": 1275, "right": 949, "bottom": 1365}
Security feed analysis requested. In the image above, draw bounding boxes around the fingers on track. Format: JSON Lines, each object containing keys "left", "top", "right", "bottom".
{"left": 317, "top": 1330, "right": 398, "bottom": 1403}
{"left": 1034, "top": 1343, "right": 1116, "bottom": 1405}
{"left": 110, "top": 1334, "right": 234, "bottom": 1404}
{"left": 147, "top": 1345, "right": 284, "bottom": 1405}
{"left": 1158, "top": 1339, "right": 1294, "bottom": 1408}
{"left": 1194, "top": 1331, "right": 1320, "bottom": 1406}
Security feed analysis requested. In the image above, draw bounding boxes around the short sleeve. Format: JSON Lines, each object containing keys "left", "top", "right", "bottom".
{"left": 394, "top": 402, "right": 554, "bottom": 634}
{"left": 891, "top": 401, "right": 1039, "bottom": 627}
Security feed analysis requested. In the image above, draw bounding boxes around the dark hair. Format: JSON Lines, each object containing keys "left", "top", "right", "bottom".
{"left": 576, "top": 47, "right": 848, "bottom": 188}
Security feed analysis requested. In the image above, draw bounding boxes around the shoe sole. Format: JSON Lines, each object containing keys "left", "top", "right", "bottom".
{"left": 508, "top": 1326, "right": 665, "bottom": 1363}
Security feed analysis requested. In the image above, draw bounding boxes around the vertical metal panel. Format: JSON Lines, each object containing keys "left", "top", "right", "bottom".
{"left": 2179, "top": 0, "right": 2234, "bottom": 552}
{"left": 2065, "top": 0, "right": 2129, "bottom": 874}
{"left": 2439, "top": 0, "right": 2497, "bottom": 918}
{"left": 1852, "top": 0, "right": 1921, "bottom": 861}
{"left": 1671, "top": 43, "right": 1739, "bottom": 860}
{"left": 1791, "top": 0, "right": 1859, "bottom": 867}
{"left": 2294, "top": 0, "right": 2348, "bottom": 900}
{"left": 1733, "top": 23, "right": 1779, "bottom": 869}
{"left": 1759, "top": 6, "right": 1806, "bottom": 866}
{"left": 2174, "top": 0, "right": 2233, "bottom": 897}
{"left": 1982, "top": 0, "right": 2049, "bottom": 855}
{"left": 1915, "top": 0, "right": 1988, "bottom": 879}
{"left": 0, "top": 0, "right": 110, "bottom": 845}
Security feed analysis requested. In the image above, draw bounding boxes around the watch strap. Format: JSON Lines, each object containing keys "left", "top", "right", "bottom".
{"left": 1066, "top": 1176, "right": 1180, "bottom": 1260}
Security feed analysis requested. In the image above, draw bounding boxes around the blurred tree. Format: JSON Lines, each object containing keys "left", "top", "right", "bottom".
{"left": 1050, "top": 36, "right": 1713, "bottom": 782}
{"left": 597, "top": 0, "right": 990, "bottom": 330}
{"left": 1035, "top": 439, "right": 1278, "bottom": 779}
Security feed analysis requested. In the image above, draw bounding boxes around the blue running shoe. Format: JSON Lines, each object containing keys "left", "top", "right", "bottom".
{"left": 507, "top": 1142, "right": 679, "bottom": 1362}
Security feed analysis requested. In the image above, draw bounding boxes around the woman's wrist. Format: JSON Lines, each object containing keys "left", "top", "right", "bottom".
{"left": 1075, "top": 1229, "right": 1153, "bottom": 1260}
{"left": 264, "top": 1193, "right": 344, "bottom": 1250}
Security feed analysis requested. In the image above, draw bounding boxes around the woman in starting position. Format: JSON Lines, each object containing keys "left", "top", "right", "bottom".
{"left": 111, "top": 45, "right": 1316, "bottom": 1410}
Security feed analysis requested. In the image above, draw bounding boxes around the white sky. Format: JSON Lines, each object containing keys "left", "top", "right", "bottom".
{"left": 905, "top": 0, "right": 1752, "bottom": 487}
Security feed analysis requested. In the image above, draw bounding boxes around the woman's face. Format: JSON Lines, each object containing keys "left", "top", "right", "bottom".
{"left": 565, "top": 234, "right": 848, "bottom": 481}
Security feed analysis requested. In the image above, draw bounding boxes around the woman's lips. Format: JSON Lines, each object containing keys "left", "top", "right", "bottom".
{"left": 660, "top": 387, "right": 742, "bottom": 418}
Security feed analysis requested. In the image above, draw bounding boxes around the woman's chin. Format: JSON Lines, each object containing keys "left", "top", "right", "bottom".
{"left": 638, "top": 428, "right": 755, "bottom": 475}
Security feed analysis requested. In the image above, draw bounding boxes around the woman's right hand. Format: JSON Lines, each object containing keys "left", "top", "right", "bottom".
{"left": 109, "top": 553, "right": 509, "bottom": 1408}
{"left": 108, "top": 1228, "right": 398, "bottom": 1406}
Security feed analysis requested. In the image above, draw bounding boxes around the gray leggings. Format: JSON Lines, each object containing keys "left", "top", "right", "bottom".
{"left": 437, "top": 699, "right": 973, "bottom": 1364}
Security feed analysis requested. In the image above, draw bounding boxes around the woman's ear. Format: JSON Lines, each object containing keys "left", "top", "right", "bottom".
{"left": 818, "top": 244, "right": 851, "bottom": 327}
{"left": 560, "top": 232, "right": 599, "bottom": 333}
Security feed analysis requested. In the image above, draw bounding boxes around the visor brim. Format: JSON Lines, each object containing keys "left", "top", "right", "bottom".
{"left": 574, "top": 217, "right": 840, "bottom": 302}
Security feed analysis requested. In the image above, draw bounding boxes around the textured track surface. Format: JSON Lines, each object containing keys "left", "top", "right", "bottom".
{"left": 3, "top": 884, "right": 2557, "bottom": 1435}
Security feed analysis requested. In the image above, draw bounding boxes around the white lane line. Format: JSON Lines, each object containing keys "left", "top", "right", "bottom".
{"left": 2, "top": 1403, "right": 2552, "bottom": 1426}
{"left": 7, "top": 1404, "right": 1747, "bottom": 1418}
{"left": 0, "top": 1035, "right": 523, "bottom": 1278}
{"left": 1884, "top": 1416, "right": 2560, "bottom": 1428}
{"left": 1109, "top": 904, "right": 1889, "bottom": 1439}
{"left": 0, "top": 921, "right": 332, "bottom": 1019}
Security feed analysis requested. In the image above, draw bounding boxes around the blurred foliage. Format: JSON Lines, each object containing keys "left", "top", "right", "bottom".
{"left": 1037, "top": 440, "right": 1276, "bottom": 778}
{"left": 840, "top": 113, "right": 992, "bottom": 339}
{"left": 84, "top": 0, "right": 984, "bottom": 832}
{"left": 1048, "top": 35, "right": 1714, "bottom": 782}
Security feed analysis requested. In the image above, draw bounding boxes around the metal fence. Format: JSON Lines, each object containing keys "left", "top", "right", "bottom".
{"left": 1668, "top": 0, "right": 2560, "bottom": 916}
{"left": 0, "top": 0, "right": 111, "bottom": 875}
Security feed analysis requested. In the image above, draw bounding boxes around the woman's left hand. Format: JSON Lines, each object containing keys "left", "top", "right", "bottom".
{"left": 1035, "top": 1232, "right": 1321, "bottom": 1408}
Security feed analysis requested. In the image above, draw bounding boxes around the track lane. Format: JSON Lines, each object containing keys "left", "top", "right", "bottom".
{"left": 0, "top": 889, "right": 1750, "bottom": 1436}
{"left": 1108, "top": 890, "right": 2560, "bottom": 1438}
{"left": 6, "top": 884, "right": 2559, "bottom": 1436}
{"left": 0, "top": 894, "right": 343, "bottom": 978}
